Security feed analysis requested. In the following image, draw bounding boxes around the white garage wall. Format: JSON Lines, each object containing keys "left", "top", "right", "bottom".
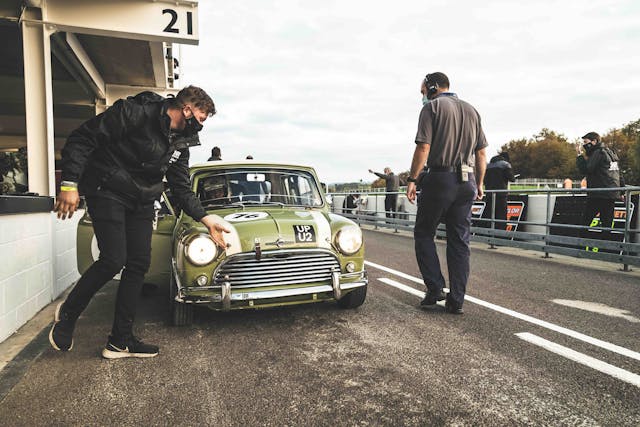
{"left": 0, "top": 213, "right": 80, "bottom": 343}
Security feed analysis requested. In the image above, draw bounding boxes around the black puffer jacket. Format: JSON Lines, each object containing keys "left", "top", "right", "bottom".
{"left": 576, "top": 145, "right": 622, "bottom": 199}
{"left": 61, "top": 92, "right": 207, "bottom": 220}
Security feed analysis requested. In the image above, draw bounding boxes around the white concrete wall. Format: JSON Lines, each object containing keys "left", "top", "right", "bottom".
{"left": 0, "top": 213, "right": 80, "bottom": 343}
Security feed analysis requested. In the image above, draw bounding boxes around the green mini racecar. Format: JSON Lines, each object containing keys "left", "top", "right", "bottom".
{"left": 77, "top": 161, "right": 367, "bottom": 325}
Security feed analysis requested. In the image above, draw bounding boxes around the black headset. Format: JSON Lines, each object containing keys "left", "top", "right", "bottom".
{"left": 424, "top": 74, "right": 439, "bottom": 97}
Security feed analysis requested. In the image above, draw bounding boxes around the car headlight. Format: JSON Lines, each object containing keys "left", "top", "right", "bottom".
{"left": 184, "top": 234, "right": 217, "bottom": 266}
{"left": 335, "top": 225, "right": 363, "bottom": 255}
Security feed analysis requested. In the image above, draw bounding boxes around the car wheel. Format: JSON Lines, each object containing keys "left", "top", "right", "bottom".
{"left": 337, "top": 285, "right": 367, "bottom": 309}
{"left": 169, "top": 271, "right": 193, "bottom": 326}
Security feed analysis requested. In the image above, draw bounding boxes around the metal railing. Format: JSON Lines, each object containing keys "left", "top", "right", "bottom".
{"left": 328, "top": 186, "right": 640, "bottom": 271}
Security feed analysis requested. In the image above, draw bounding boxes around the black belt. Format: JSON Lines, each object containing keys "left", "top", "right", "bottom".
{"left": 426, "top": 166, "right": 457, "bottom": 173}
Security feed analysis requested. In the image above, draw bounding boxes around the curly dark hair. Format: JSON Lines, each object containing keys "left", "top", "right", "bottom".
{"left": 176, "top": 85, "right": 216, "bottom": 116}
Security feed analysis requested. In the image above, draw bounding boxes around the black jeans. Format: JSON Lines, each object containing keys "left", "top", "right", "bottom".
{"left": 581, "top": 197, "right": 616, "bottom": 240}
{"left": 414, "top": 172, "right": 477, "bottom": 307}
{"left": 385, "top": 193, "right": 398, "bottom": 219}
{"left": 64, "top": 196, "right": 154, "bottom": 339}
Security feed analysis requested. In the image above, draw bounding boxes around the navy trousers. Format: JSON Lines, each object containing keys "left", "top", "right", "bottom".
{"left": 414, "top": 172, "right": 477, "bottom": 307}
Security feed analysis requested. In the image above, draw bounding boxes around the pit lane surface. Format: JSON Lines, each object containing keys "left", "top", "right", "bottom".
{"left": 0, "top": 228, "right": 639, "bottom": 426}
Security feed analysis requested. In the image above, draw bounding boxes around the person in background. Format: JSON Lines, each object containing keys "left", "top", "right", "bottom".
{"left": 484, "top": 151, "right": 516, "bottom": 230}
{"left": 208, "top": 146, "right": 222, "bottom": 161}
{"left": 368, "top": 167, "right": 400, "bottom": 220}
{"left": 342, "top": 193, "right": 360, "bottom": 215}
{"left": 576, "top": 131, "right": 623, "bottom": 240}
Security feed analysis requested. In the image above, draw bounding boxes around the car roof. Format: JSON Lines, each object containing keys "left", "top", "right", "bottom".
{"left": 190, "top": 160, "right": 317, "bottom": 172}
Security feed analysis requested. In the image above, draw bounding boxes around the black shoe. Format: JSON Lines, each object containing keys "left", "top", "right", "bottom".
{"left": 102, "top": 335, "right": 159, "bottom": 359}
{"left": 49, "top": 302, "right": 76, "bottom": 351}
{"left": 420, "top": 290, "right": 446, "bottom": 307}
{"left": 445, "top": 297, "right": 464, "bottom": 315}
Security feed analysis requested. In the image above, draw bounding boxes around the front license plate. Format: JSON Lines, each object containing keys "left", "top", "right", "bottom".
{"left": 294, "top": 225, "right": 316, "bottom": 243}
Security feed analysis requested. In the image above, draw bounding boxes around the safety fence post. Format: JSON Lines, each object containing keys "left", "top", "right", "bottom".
{"left": 489, "top": 191, "right": 496, "bottom": 249}
{"left": 543, "top": 190, "right": 551, "bottom": 258}
{"left": 622, "top": 188, "right": 631, "bottom": 272}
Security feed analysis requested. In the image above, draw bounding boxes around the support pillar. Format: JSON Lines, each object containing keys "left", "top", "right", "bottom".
{"left": 22, "top": 8, "right": 55, "bottom": 196}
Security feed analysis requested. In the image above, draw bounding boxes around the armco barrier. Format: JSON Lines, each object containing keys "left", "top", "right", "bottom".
{"left": 329, "top": 186, "right": 640, "bottom": 271}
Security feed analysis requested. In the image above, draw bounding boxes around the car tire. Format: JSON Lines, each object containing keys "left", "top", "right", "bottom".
{"left": 169, "top": 271, "right": 193, "bottom": 326}
{"left": 337, "top": 285, "right": 367, "bottom": 309}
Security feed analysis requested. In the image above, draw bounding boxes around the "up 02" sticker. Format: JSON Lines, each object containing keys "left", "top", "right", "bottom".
{"left": 294, "top": 225, "right": 316, "bottom": 243}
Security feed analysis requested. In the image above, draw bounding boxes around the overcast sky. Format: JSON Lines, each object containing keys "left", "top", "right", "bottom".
{"left": 181, "top": 0, "right": 640, "bottom": 183}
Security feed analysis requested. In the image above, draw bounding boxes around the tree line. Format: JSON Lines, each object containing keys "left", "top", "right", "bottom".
{"left": 363, "top": 117, "right": 640, "bottom": 189}
{"left": 500, "top": 118, "right": 639, "bottom": 185}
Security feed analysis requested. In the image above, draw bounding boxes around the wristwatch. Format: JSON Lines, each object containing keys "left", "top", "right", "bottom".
{"left": 407, "top": 177, "right": 417, "bottom": 183}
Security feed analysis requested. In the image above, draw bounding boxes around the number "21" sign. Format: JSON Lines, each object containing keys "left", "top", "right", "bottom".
{"left": 162, "top": 9, "right": 194, "bottom": 35}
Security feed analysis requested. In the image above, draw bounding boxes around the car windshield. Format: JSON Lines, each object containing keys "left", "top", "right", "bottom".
{"left": 196, "top": 168, "right": 324, "bottom": 208}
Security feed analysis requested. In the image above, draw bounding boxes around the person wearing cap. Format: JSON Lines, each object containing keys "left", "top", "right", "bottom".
{"left": 575, "top": 131, "right": 623, "bottom": 240}
{"left": 485, "top": 151, "right": 516, "bottom": 230}
{"left": 51, "top": 86, "right": 229, "bottom": 359}
{"left": 406, "top": 72, "right": 487, "bottom": 314}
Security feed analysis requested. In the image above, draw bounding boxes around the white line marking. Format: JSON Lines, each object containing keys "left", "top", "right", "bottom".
{"left": 365, "top": 260, "right": 640, "bottom": 362}
{"left": 516, "top": 332, "right": 640, "bottom": 388}
{"left": 378, "top": 278, "right": 447, "bottom": 306}
{"left": 378, "top": 278, "right": 425, "bottom": 298}
{"left": 551, "top": 299, "right": 640, "bottom": 323}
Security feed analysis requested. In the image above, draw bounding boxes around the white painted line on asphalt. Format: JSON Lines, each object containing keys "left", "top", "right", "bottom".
{"left": 378, "top": 278, "right": 424, "bottom": 298}
{"left": 365, "top": 260, "right": 640, "bottom": 362}
{"left": 515, "top": 332, "right": 640, "bottom": 388}
{"left": 378, "top": 278, "right": 446, "bottom": 306}
{"left": 551, "top": 299, "right": 640, "bottom": 323}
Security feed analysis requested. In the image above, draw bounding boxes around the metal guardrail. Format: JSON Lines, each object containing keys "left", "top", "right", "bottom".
{"left": 328, "top": 186, "right": 640, "bottom": 271}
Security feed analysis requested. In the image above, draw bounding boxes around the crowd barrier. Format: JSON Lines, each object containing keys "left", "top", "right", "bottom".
{"left": 328, "top": 186, "right": 640, "bottom": 271}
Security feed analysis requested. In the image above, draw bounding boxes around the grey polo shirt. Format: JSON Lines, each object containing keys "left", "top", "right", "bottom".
{"left": 415, "top": 93, "right": 488, "bottom": 168}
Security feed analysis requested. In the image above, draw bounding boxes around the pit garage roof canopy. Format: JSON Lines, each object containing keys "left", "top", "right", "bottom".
{"left": 0, "top": 0, "right": 199, "bottom": 195}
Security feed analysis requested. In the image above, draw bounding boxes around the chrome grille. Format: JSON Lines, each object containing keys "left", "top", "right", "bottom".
{"left": 213, "top": 250, "right": 340, "bottom": 288}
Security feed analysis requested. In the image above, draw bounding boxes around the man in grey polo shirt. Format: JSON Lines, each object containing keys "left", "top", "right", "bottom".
{"left": 406, "top": 72, "right": 487, "bottom": 314}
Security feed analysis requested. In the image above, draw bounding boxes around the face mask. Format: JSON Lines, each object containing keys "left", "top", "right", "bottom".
{"left": 182, "top": 109, "right": 203, "bottom": 136}
{"left": 583, "top": 142, "right": 597, "bottom": 155}
{"left": 186, "top": 116, "right": 203, "bottom": 134}
{"left": 422, "top": 94, "right": 430, "bottom": 106}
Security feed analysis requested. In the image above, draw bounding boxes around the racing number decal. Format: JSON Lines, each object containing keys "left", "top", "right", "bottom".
{"left": 223, "top": 212, "right": 269, "bottom": 222}
{"left": 162, "top": 9, "right": 194, "bottom": 35}
{"left": 294, "top": 225, "right": 316, "bottom": 243}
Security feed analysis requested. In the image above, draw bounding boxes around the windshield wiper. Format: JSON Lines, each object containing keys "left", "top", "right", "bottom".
{"left": 228, "top": 200, "right": 286, "bottom": 209}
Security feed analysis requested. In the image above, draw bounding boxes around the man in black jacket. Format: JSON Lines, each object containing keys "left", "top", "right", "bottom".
{"left": 485, "top": 152, "right": 516, "bottom": 230}
{"left": 576, "top": 131, "right": 623, "bottom": 240}
{"left": 51, "top": 86, "right": 229, "bottom": 359}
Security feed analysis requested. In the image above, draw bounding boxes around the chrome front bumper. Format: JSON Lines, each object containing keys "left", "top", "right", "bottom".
{"left": 172, "top": 262, "right": 367, "bottom": 310}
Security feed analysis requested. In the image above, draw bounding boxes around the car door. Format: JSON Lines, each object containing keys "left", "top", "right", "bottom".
{"left": 76, "top": 192, "right": 177, "bottom": 287}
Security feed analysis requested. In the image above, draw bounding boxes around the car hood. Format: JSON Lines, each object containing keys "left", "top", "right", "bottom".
{"left": 218, "top": 209, "right": 333, "bottom": 255}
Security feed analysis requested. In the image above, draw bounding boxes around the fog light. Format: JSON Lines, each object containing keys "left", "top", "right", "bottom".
{"left": 196, "top": 274, "right": 208, "bottom": 286}
{"left": 346, "top": 262, "right": 356, "bottom": 273}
